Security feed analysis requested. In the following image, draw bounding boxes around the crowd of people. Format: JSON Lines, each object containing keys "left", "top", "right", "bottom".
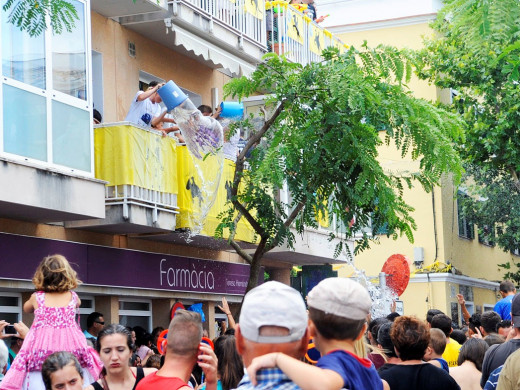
{"left": 2, "top": 254, "right": 520, "bottom": 389}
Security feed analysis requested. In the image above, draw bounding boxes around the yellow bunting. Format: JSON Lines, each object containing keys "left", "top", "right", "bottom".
{"left": 309, "top": 22, "right": 325, "bottom": 55}
{"left": 176, "top": 147, "right": 258, "bottom": 243}
{"left": 244, "top": 0, "right": 265, "bottom": 20}
{"left": 94, "top": 125, "right": 178, "bottom": 193}
{"left": 287, "top": 7, "right": 305, "bottom": 43}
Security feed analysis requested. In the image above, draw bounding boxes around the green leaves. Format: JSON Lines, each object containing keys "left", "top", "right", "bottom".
{"left": 221, "top": 46, "right": 464, "bottom": 261}
{"left": 420, "top": 0, "right": 520, "bottom": 274}
{"left": 3, "top": 0, "right": 79, "bottom": 37}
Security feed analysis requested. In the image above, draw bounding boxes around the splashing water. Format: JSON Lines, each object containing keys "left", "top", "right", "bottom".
{"left": 343, "top": 262, "right": 398, "bottom": 319}
{"left": 161, "top": 92, "right": 224, "bottom": 237}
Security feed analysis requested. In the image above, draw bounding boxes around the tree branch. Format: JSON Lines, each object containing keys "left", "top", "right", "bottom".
{"left": 226, "top": 211, "right": 253, "bottom": 264}
{"left": 236, "top": 100, "right": 286, "bottom": 163}
{"left": 230, "top": 100, "right": 287, "bottom": 240}
{"left": 284, "top": 200, "right": 306, "bottom": 228}
{"left": 509, "top": 166, "right": 520, "bottom": 193}
{"left": 231, "top": 199, "right": 267, "bottom": 240}
{"left": 265, "top": 199, "right": 306, "bottom": 253}
{"left": 229, "top": 239, "right": 253, "bottom": 264}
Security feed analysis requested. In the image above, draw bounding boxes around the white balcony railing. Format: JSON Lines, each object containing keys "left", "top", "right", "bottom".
{"left": 266, "top": 1, "right": 347, "bottom": 65}
{"left": 171, "top": 0, "right": 267, "bottom": 47}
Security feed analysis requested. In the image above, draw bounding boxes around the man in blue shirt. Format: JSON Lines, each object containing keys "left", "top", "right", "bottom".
{"left": 234, "top": 281, "right": 309, "bottom": 390}
{"left": 494, "top": 281, "right": 516, "bottom": 320}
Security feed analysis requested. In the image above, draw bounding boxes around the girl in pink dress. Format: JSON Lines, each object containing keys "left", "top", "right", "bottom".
{"left": 0, "top": 254, "right": 102, "bottom": 390}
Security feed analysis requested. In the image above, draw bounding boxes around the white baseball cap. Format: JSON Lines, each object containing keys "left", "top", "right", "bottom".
{"left": 307, "top": 278, "right": 371, "bottom": 320}
{"left": 239, "top": 281, "right": 307, "bottom": 343}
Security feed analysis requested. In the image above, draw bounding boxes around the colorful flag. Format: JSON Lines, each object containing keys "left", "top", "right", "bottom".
{"left": 244, "top": 0, "right": 265, "bottom": 20}
{"left": 309, "top": 22, "right": 325, "bottom": 55}
{"left": 287, "top": 8, "right": 304, "bottom": 44}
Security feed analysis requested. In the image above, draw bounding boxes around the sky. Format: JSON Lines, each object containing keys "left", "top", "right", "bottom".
{"left": 319, "top": 0, "right": 443, "bottom": 29}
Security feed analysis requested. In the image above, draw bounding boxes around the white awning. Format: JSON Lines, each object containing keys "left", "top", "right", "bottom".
{"left": 171, "top": 27, "right": 256, "bottom": 76}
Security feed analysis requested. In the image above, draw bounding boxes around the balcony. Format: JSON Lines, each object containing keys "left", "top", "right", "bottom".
{"left": 91, "top": 0, "right": 266, "bottom": 76}
{"left": 0, "top": 157, "right": 105, "bottom": 222}
{"left": 63, "top": 122, "right": 348, "bottom": 265}
{"left": 265, "top": 1, "right": 347, "bottom": 65}
{"left": 66, "top": 123, "right": 257, "bottom": 247}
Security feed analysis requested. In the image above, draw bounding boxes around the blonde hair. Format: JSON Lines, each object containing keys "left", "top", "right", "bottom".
{"left": 32, "top": 254, "right": 81, "bottom": 292}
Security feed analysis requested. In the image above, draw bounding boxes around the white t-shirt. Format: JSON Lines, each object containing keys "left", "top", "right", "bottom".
{"left": 124, "top": 91, "right": 161, "bottom": 127}
{"left": 223, "top": 128, "right": 240, "bottom": 162}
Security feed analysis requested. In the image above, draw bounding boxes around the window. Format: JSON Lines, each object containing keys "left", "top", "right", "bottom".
{"left": 450, "top": 302, "right": 459, "bottom": 326}
{"left": 0, "top": 0, "right": 92, "bottom": 175}
{"left": 77, "top": 295, "right": 95, "bottom": 331}
{"left": 2, "top": 11, "right": 45, "bottom": 88}
{"left": 119, "top": 299, "right": 152, "bottom": 332}
{"left": 483, "top": 304, "right": 494, "bottom": 312}
{"left": 478, "top": 224, "right": 495, "bottom": 247}
{"left": 0, "top": 293, "right": 22, "bottom": 324}
{"left": 51, "top": 1, "right": 86, "bottom": 99}
{"left": 457, "top": 191, "right": 474, "bottom": 239}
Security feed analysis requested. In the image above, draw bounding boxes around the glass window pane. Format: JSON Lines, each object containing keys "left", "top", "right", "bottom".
{"left": 52, "top": 100, "right": 90, "bottom": 171}
{"left": 119, "top": 315, "right": 150, "bottom": 332}
{"left": 1, "top": 9, "right": 46, "bottom": 88}
{"left": 79, "top": 299, "right": 94, "bottom": 309}
{"left": 0, "top": 296, "right": 19, "bottom": 306}
{"left": 3, "top": 85, "right": 47, "bottom": 161}
{"left": 119, "top": 301, "right": 150, "bottom": 311}
{"left": 0, "top": 313, "right": 19, "bottom": 324}
{"left": 52, "top": 0, "right": 86, "bottom": 99}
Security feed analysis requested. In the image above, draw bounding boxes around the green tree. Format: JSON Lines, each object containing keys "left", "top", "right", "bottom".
{"left": 2, "top": 0, "right": 151, "bottom": 37}
{"left": 219, "top": 47, "right": 464, "bottom": 294}
{"left": 417, "top": 0, "right": 520, "bottom": 279}
{"left": 3, "top": 0, "right": 78, "bottom": 36}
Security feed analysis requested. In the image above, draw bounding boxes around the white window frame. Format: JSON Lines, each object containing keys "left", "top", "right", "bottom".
{"left": 0, "top": 292, "right": 22, "bottom": 322}
{"left": 77, "top": 294, "right": 96, "bottom": 316}
{"left": 483, "top": 304, "right": 495, "bottom": 312}
{"left": 119, "top": 298, "right": 152, "bottom": 331}
{"left": 0, "top": 0, "right": 94, "bottom": 176}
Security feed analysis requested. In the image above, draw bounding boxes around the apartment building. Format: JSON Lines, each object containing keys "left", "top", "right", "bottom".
{"left": 0, "top": 0, "right": 349, "bottom": 337}
{"left": 323, "top": 0, "right": 510, "bottom": 323}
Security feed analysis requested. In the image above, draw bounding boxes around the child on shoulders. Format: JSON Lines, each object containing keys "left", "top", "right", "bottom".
{"left": 247, "top": 278, "right": 389, "bottom": 390}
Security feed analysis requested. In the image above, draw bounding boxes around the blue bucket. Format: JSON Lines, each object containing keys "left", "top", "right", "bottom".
{"left": 220, "top": 101, "right": 244, "bottom": 118}
{"left": 158, "top": 80, "right": 188, "bottom": 111}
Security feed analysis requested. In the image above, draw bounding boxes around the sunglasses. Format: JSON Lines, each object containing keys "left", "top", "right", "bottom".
{"left": 95, "top": 321, "right": 105, "bottom": 325}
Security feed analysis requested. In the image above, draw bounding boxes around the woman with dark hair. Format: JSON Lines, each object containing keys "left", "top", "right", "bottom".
{"left": 378, "top": 316, "right": 460, "bottom": 390}
{"left": 150, "top": 327, "right": 164, "bottom": 355}
{"left": 85, "top": 324, "right": 156, "bottom": 390}
{"left": 200, "top": 334, "right": 244, "bottom": 390}
{"left": 132, "top": 326, "right": 154, "bottom": 366}
{"left": 367, "top": 317, "right": 390, "bottom": 370}
{"left": 41, "top": 352, "right": 83, "bottom": 390}
{"left": 449, "top": 338, "right": 488, "bottom": 389}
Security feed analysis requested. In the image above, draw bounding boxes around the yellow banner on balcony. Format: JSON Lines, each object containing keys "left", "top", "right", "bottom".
{"left": 176, "top": 147, "right": 257, "bottom": 243}
{"left": 94, "top": 125, "right": 178, "bottom": 194}
{"left": 244, "top": 0, "right": 265, "bottom": 20}
{"left": 309, "top": 23, "right": 325, "bottom": 55}
{"left": 287, "top": 8, "right": 304, "bottom": 44}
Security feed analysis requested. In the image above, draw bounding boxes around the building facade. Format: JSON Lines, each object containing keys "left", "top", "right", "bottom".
{"left": 0, "top": 0, "right": 350, "bottom": 337}
{"left": 323, "top": 0, "right": 511, "bottom": 323}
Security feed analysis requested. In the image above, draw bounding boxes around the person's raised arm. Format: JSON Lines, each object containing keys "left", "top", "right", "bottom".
{"left": 247, "top": 352, "right": 344, "bottom": 390}
{"left": 136, "top": 83, "right": 163, "bottom": 102}
{"left": 457, "top": 294, "right": 471, "bottom": 324}
{"left": 218, "top": 297, "right": 235, "bottom": 329}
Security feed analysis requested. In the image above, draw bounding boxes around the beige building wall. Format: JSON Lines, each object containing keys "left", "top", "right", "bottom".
{"left": 91, "top": 12, "right": 231, "bottom": 123}
{"left": 334, "top": 21, "right": 510, "bottom": 317}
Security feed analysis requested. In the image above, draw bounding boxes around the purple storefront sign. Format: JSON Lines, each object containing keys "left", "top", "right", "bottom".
{"left": 0, "top": 232, "right": 251, "bottom": 295}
